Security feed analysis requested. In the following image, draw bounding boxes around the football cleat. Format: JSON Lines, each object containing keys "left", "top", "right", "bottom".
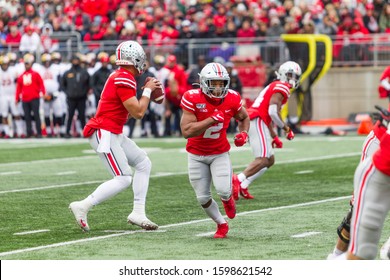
{"left": 232, "top": 174, "right": 240, "bottom": 201}
{"left": 222, "top": 197, "right": 236, "bottom": 219}
{"left": 240, "top": 187, "right": 254, "bottom": 199}
{"left": 214, "top": 222, "right": 229, "bottom": 238}
{"left": 127, "top": 212, "right": 158, "bottom": 230}
{"left": 69, "top": 201, "right": 90, "bottom": 232}
{"left": 380, "top": 237, "right": 390, "bottom": 260}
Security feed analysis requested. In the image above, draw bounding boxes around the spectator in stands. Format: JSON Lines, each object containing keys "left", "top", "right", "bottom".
{"left": 317, "top": 14, "right": 338, "bottom": 35}
{"left": 118, "top": 20, "right": 137, "bottom": 41}
{"left": 379, "top": 2, "right": 390, "bottom": 33}
{"left": 61, "top": 55, "right": 91, "bottom": 138}
{"left": 5, "top": 22, "right": 21, "bottom": 50}
{"left": 72, "top": 4, "right": 91, "bottom": 38}
{"left": 83, "top": 22, "right": 105, "bottom": 42}
{"left": 225, "top": 18, "right": 238, "bottom": 38}
{"left": 363, "top": 3, "right": 380, "bottom": 33}
{"left": 41, "top": 23, "right": 59, "bottom": 52}
{"left": 266, "top": 17, "right": 285, "bottom": 37}
{"left": 103, "top": 25, "right": 118, "bottom": 41}
{"left": 299, "top": 19, "right": 316, "bottom": 34}
{"left": 196, "top": 20, "right": 213, "bottom": 38}
{"left": 3, "top": 0, "right": 20, "bottom": 18}
{"left": 19, "top": 25, "right": 41, "bottom": 55}
{"left": 0, "top": 19, "right": 6, "bottom": 51}
{"left": 236, "top": 19, "right": 256, "bottom": 42}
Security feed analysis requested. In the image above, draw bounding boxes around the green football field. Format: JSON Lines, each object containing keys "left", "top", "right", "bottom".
{"left": 0, "top": 135, "right": 389, "bottom": 260}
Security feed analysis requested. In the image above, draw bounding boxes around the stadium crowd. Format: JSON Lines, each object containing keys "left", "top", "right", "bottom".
{"left": 0, "top": 0, "right": 390, "bottom": 55}
{"left": 1, "top": 0, "right": 390, "bottom": 139}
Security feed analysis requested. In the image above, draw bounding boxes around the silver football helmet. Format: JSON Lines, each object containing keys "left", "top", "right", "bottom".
{"left": 115, "top": 40, "right": 147, "bottom": 74}
{"left": 199, "top": 62, "right": 230, "bottom": 99}
{"left": 276, "top": 61, "right": 302, "bottom": 89}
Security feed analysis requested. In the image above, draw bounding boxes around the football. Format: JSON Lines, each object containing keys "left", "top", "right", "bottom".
{"left": 145, "top": 76, "right": 164, "bottom": 104}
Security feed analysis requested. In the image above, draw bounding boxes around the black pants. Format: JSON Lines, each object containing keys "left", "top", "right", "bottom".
{"left": 22, "top": 98, "right": 41, "bottom": 137}
{"left": 164, "top": 104, "right": 182, "bottom": 136}
{"left": 66, "top": 97, "right": 86, "bottom": 135}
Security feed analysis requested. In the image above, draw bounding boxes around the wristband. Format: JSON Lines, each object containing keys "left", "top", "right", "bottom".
{"left": 142, "top": 88, "right": 152, "bottom": 99}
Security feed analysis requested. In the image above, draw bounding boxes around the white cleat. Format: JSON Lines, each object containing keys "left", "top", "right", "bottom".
{"left": 380, "top": 237, "right": 390, "bottom": 260}
{"left": 127, "top": 212, "right": 158, "bottom": 231}
{"left": 69, "top": 201, "right": 90, "bottom": 232}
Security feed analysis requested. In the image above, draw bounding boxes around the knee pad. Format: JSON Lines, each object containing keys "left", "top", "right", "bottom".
{"left": 114, "top": 175, "right": 132, "bottom": 188}
{"left": 197, "top": 195, "right": 212, "bottom": 206}
{"left": 135, "top": 157, "right": 152, "bottom": 174}
{"left": 216, "top": 189, "right": 231, "bottom": 200}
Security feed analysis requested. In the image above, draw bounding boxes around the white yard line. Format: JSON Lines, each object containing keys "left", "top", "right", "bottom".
{"left": 291, "top": 232, "right": 322, "bottom": 238}
{"left": 56, "top": 171, "right": 76, "bottom": 176}
{"left": 196, "top": 232, "right": 215, "bottom": 237}
{"left": 0, "top": 195, "right": 351, "bottom": 257}
{"left": 14, "top": 230, "right": 50, "bottom": 236}
{"left": 0, "top": 181, "right": 104, "bottom": 194}
{"left": 0, "top": 171, "right": 21, "bottom": 176}
{"left": 0, "top": 153, "right": 360, "bottom": 195}
{"left": 294, "top": 170, "right": 314, "bottom": 174}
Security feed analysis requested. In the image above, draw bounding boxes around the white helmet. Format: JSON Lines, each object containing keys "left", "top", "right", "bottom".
{"left": 276, "top": 61, "right": 302, "bottom": 89}
{"left": 199, "top": 62, "right": 230, "bottom": 99}
{"left": 115, "top": 40, "right": 147, "bottom": 74}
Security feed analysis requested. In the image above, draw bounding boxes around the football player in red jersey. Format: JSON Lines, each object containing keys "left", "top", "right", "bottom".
{"left": 232, "top": 61, "right": 301, "bottom": 200}
{"left": 328, "top": 106, "right": 390, "bottom": 260}
{"left": 180, "top": 62, "right": 250, "bottom": 238}
{"left": 333, "top": 120, "right": 390, "bottom": 260}
{"left": 69, "top": 41, "right": 162, "bottom": 232}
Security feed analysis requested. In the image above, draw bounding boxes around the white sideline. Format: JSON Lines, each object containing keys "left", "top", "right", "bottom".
{"left": 0, "top": 196, "right": 351, "bottom": 257}
{"left": 0, "top": 152, "right": 360, "bottom": 195}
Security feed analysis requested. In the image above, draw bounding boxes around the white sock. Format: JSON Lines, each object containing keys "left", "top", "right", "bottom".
{"left": 204, "top": 199, "right": 225, "bottom": 224}
{"left": 3, "top": 124, "right": 10, "bottom": 136}
{"left": 333, "top": 247, "right": 344, "bottom": 256}
{"left": 237, "top": 173, "right": 246, "bottom": 182}
{"left": 88, "top": 176, "right": 132, "bottom": 205}
{"left": 241, "top": 167, "right": 268, "bottom": 189}
{"left": 132, "top": 202, "right": 146, "bottom": 216}
{"left": 132, "top": 157, "right": 152, "bottom": 205}
{"left": 15, "top": 119, "right": 24, "bottom": 136}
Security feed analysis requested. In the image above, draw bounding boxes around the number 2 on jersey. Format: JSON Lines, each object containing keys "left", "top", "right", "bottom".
{"left": 203, "top": 123, "right": 223, "bottom": 139}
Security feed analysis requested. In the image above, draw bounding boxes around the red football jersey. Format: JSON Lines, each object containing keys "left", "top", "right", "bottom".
{"left": 181, "top": 89, "right": 242, "bottom": 155}
{"left": 373, "top": 131, "right": 390, "bottom": 176}
{"left": 85, "top": 68, "right": 137, "bottom": 134}
{"left": 246, "top": 81, "right": 291, "bottom": 125}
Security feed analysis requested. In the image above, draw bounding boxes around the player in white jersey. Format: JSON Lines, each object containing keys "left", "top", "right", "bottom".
{"left": 50, "top": 52, "right": 70, "bottom": 136}
{"left": 35, "top": 53, "right": 64, "bottom": 137}
{"left": 0, "top": 55, "right": 24, "bottom": 138}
